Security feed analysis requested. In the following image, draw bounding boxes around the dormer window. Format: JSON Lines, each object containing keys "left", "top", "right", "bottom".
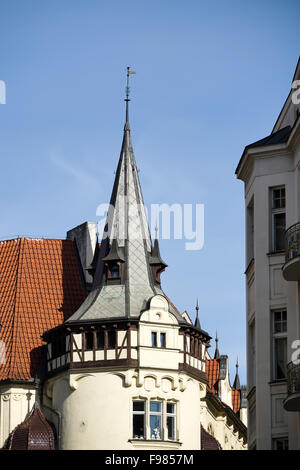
{"left": 102, "top": 238, "right": 125, "bottom": 284}
{"left": 109, "top": 263, "right": 120, "bottom": 278}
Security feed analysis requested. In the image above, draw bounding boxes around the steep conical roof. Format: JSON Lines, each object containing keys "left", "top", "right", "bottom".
{"left": 233, "top": 357, "right": 241, "bottom": 390}
{"left": 66, "top": 77, "right": 183, "bottom": 324}
{"left": 6, "top": 407, "right": 55, "bottom": 450}
{"left": 214, "top": 332, "right": 220, "bottom": 360}
{"left": 194, "top": 299, "right": 201, "bottom": 329}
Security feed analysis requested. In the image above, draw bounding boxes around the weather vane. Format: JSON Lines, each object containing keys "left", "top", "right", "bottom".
{"left": 126, "top": 66, "right": 136, "bottom": 101}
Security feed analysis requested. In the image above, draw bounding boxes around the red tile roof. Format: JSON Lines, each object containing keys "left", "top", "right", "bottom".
{"left": 0, "top": 238, "right": 87, "bottom": 382}
{"left": 232, "top": 389, "right": 241, "bottom": 414}
{"left": 206, "top": 359, "right": 220, "bottom": 395}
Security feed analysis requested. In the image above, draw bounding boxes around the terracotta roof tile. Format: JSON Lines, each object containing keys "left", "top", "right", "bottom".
{"left": 232, "top": 389, "right": 241, "bottom": 414}
{"left": 206, "top": 359, "right": 219, "bottom": 395}
{"left": 0, "top": 238, "right": 87, "bottom": 382}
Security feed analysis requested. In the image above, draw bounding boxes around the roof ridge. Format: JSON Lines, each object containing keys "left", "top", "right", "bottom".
{"left": 6, "top": 238, "right": 23, "bottom": 379}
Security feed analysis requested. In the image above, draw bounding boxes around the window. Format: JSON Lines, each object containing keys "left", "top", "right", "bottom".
{"left": 166, "top": 403, "right": 176, "bottom": 440}
{"left": 52, "top": 337, "right": 65, "bottom": 358}
{"left": 247, "top": 198, "right": 254, "bottom": 264}
{"left": 271, "top": 187, "right": 286, "bottom": 252}
{"left": 96, "top": 331, "right": 104, "bottom": 349}
{"left": 273, "top": 310, "right": 287, "bottom": 380}
{"left": 110, "top": 263, "right": 120, "bottom": 278}
{"left": 150, "top": 401, "right": 162, "bottom": 440}
{"left": 132, "top": 399, "right": 177, "bottom": 441}
{"left": 272, "top": 437, "right": 288, "bottom": 450}
{"left": 108, "top": 331, "right": 116, "bottom": 349}
{"left": 85, "top": 331, "right": 94, "bottom": 351}
{"left": 152, "top": 332, "right": 166, "bottom": 348}
{"left": 132, "top": 401, "right": 145, "bottom": 439}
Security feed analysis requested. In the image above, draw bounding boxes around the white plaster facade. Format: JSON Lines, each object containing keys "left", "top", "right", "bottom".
{"left": 0, "top": 385, "right": 37, "bottom": 448}
{"left": 236, "top": 58, "right": 300, "bottom": 450}
{"left": 42, "top": 296, "right": 246, "bottom": 450}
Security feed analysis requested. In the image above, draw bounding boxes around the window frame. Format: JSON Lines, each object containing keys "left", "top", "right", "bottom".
{"left": 270, "top": 186, "right": 286, "bottom": 253}
{"left": 272, "top": 437, "right": 289, "bottom": 450}
{"left": 149, "top": 400, "right": 163, "bottom": 440}
{"left": 131, "top": 399, "right": 178, "bottom": 441}
{"left": 272, "top": 309, "right": 287, "bottom": 381}
{"left": 132, "top": 400, "right": 146, "bottom": 440}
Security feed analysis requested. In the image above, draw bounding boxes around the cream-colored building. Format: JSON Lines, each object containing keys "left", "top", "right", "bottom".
{"left": 236, "top": 57, "right": 300, "bottom": 450}
{"left": 0, "top": 86, "right": 247, "bottom": 450}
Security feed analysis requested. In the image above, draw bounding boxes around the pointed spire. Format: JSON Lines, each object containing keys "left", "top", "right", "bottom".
{"left": 214, "top": 331, "right": 220, "bottom": 360}
{"left": 194, "top": 298, "right": 201, "bottom": 329}
{"left": 150, "top": 225, "right": 167, "bottom": 268}
{"left": 233, "top": 357, "right": 241, "bottom": 390}
{"left": 124, "top": 66, "right": 135, "bottom": 131}
{"left": 86, "top": 232, "right": 100, "bottom": 278}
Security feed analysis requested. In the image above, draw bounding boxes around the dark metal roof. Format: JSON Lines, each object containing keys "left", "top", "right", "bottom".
{"left": 102, "top": 237, "right": 125, "bottom": 262}
{"left": 149, "top": 238, "right": 167, "bottom": 267}
{"left": 201, "top": 425, "right": 222, "bottom": 450}
{"left": 6, "top": 407, "right": 55, "bottom": 450}
{"left": 245, "top": 125, "right": 292, "bottom": 150}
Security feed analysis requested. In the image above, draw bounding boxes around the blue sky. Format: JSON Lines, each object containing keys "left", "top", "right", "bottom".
{"left": 0, "top": 0, "right": 299, "bottom": 384}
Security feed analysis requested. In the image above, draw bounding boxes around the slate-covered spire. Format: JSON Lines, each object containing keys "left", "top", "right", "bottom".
{"left": 214, "top": 331, "right": 220, "bottom": 360}
{"left": 66, "top": 69, "right": 183, "bottom": 324}
{"left": 194, "top": 299, "right": 201, "bottom": 329}
{"left": 233, "top": 357, "right": 241, "bottom": 390}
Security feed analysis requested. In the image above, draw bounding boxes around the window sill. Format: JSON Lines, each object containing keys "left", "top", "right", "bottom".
{"left": 269, "top": 379, "right": 287, "bottom": 386}
{"left": 129, "top": 439, "right": 182, "bottom": 449}
{"left": 267, "top": 251, "right": 285, "bottom": 257}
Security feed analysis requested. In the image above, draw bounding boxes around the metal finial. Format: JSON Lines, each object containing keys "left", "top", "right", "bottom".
{"left": 155, "top": 220, "right": 158, "bottom": 239}
{"left": 125, "top": 66, "right": 136, "bottom": 125}
{"left": 196, "top": 298, "right": 199, "bottom": 314}
{"left": 236, "top": 356, "right": 239, "bottom": 370}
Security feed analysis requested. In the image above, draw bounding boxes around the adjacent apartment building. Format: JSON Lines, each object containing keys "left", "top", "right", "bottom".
{"left": 236, "top": 57, "right": 300, "bottom": 450}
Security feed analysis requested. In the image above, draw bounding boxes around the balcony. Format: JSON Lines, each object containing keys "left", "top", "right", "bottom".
{"left": 283, "top": 362, "right": 300, "bottom": 411}
{"left": 282, "top": 222, "right": 300, "bottom": 281}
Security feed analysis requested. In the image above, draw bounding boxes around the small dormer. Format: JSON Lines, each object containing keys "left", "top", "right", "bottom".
{"left": 102, "top": 238, "right": 125, "bottom": 285}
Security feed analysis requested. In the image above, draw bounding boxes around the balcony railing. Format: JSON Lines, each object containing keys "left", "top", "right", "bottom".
{"left": 282, "top": 222, "right": 300, "bottom": 281}
{"left": 285, "top": 222, "right": 300, "bottom": 262}
{"left": 283, "top": 361, "right": 300, "bottom": 411}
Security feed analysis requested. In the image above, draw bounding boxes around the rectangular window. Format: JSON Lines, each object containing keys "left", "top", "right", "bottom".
{"left": 272, "top": 437, "right": 288, "bottom": 450}
{"left": 108, "top": 331, "right": 116, "bottom": 349}
{"left": 52, "top": 337, "right": 65, "bottom": 358}
{"left": 150, "top": 401, "right": 162, "bottom": 440}
{"left": 160, "top": 333, "right": 166, "bottom": 348}
{"left": 247, "top": 198, "right": 254, "bottom": 264}
{"left": 85, "top": 332, "right": 94, "bottom": 351}
{"left": 271, "top": 187, "right": 286, "bottom": 252}
{"left": 132, "top": 401, "right": 145, "bottom": 439}
{"left": 152, "top": 332, "right": 157, "bottom": 347}
{"left": 272, "top": 310, "right": 287, "bottom": 380}
{"left": 166, "top": 402, "right": 176, "bottom": 440}
{"left": 96, "top": 331, "right": 104, "bottom": 350}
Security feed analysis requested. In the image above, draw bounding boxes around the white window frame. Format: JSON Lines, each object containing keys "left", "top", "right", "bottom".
{"left": 166, "top": 402, "right": 176, "bottom": 441}
{"left": 272, "top": 310, "right": 287, "bottom": 381}
{"left": 270, "top": 186, "right": 286, "bottom": 252}
{"left": 149, "top": 400, "right": 163, "bottom": 440}
{"left": 132, "top": 399, "right": 146, "bottom": 439}
{"left": 131, "top": 398, "right": 178, "bottom": 441}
